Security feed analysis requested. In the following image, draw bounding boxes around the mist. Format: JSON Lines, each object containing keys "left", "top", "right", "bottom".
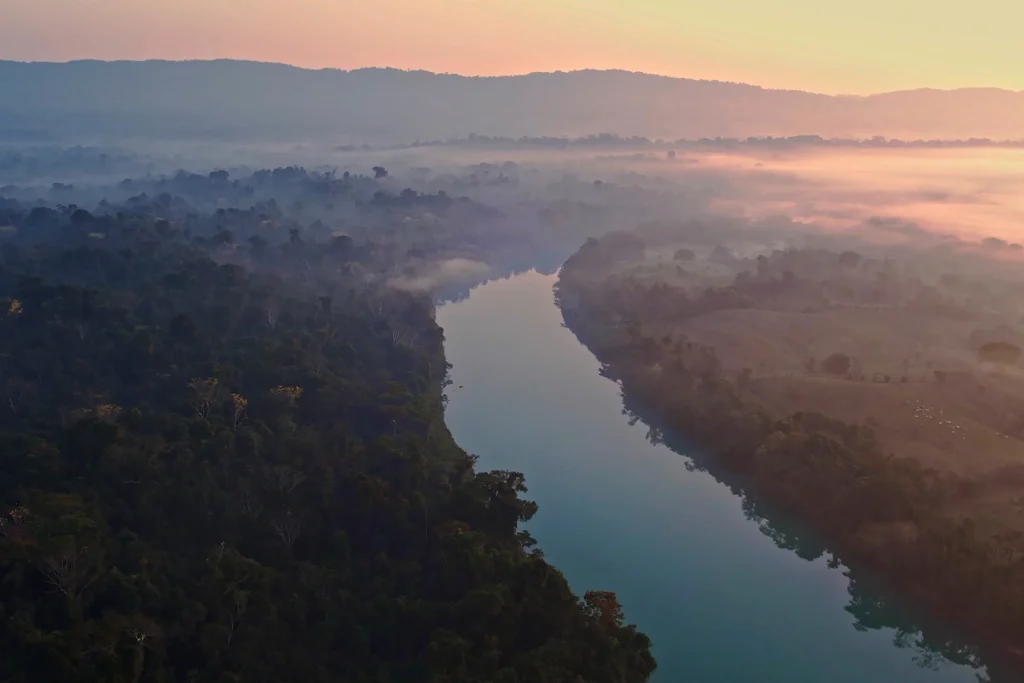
{"left": 6, "top": 63, "right": 1024, "bottom": 681}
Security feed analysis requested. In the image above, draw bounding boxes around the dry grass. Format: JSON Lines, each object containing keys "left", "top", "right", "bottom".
{"left": 661, "top": 303, "right": 1024, "bottom": 537}
{"left": 614, "top": 246, "right": 1024, "bottom": 536}
{"left": 745, "top": 376, "right": 1023, "bottom": 478}
{"left": 679, "top": 306, "right": 980, "bottom": 378}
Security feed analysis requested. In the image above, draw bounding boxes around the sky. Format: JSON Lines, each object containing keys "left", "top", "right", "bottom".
{"left": 2, "top": 0, "right": 1022, "bottom": 95}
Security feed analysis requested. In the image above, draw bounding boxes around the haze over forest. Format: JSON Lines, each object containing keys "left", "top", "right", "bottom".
{"left": 5, "top": 51, "right": 1024, "bottom": 683}
{"left": 4, "top": 60, "right": 1024, "bottom": 143}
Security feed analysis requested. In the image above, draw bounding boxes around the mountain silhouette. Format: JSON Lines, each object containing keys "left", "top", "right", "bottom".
{"left": 2, "top": 59, "right": 1022, "bottom": 143}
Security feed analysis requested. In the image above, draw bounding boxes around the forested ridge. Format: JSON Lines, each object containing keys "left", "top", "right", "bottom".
{"left": 4, "top": 60, "right": 1024, "bottom": 142}
{"left": 0, "top": 176, "right": 655, "bottom": 682}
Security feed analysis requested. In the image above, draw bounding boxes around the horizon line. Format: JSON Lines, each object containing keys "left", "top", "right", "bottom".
{"left": 4, "top": 57, "right": 1022, "bottom": 99}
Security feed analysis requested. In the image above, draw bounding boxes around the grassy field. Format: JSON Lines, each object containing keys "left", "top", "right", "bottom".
{"left": 559, "top": 234, "right": 1024, "bottom": 668}
{"left": 611, "top": 248, "right": 1024, "bottom": 539}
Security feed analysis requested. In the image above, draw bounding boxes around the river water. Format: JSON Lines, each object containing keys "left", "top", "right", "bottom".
{"left": 438, "top": 269, "right": 985, "bottom": 683}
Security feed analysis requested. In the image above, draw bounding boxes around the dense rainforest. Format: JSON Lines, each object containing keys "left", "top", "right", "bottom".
{"left": 556, "top": 234, "right": 1024, "bottom": 679}
{"left": 0, "top": 174, "right": 655, "bottom": 682}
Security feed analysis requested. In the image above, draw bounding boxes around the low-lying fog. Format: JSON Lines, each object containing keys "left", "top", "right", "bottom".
{"left": 4, "top": 139, "right": 1024, "bottom": 268}
{"left": 5, "top": 128, "right": 1024, "bottom": 683}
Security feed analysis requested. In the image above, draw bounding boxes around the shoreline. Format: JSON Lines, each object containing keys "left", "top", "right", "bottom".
{"left": 555, "top": 245, "right": 1024, "bottom": 680}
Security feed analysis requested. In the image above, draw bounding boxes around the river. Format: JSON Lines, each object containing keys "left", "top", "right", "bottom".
{"left": 438, "top": 269, "right": 986, "bottom": 683}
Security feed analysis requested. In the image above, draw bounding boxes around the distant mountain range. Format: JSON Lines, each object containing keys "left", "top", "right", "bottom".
{"left": 1, "top": 59, "right": 1022, "bottom": 143}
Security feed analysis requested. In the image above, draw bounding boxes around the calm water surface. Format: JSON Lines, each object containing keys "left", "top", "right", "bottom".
{"left": 439, "top": 270, "right": 985, "bottom": 683}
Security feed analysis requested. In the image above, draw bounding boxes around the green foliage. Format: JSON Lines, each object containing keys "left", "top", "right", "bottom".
{"left": 558, "top": 238, "right": 1024, "bottom": 668}
{"left": 0, "top": 191, "right": 655, "bottom": 683}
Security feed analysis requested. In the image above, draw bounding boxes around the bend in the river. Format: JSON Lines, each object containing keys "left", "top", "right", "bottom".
{"left": 439, "top": 269, "right": 988, "bottom": 683}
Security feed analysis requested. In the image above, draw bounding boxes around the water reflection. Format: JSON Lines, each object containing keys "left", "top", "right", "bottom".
{"left": 436, "top": 252, "right": 565, "bottom": 305}
{"left": 440, "top": 269, "right": 991, "bottom": 683}
{"left": 605, "top": 318, "right": 999, "bottom": 681}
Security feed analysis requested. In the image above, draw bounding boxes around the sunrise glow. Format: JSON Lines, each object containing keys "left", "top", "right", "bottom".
{"left": 3, "top": 0, "right": 1023, "bottom": 94}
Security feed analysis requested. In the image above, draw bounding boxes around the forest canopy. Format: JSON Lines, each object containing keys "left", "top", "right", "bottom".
{"left": 0, "top": 171, "right": 655, "bottom": 683}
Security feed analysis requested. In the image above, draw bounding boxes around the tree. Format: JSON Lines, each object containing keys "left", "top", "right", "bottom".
{"left": 270, "top": 512, "right": 303, "bottom": 551}
{"left": 839, "top": 250, "right": 863, "bottom": 268}
{"left": 38, "top": 537, "right": 101, "bottom": 599}
{"left": 70, "top": 208, "right": 94, "bottom": 228}
{"left": 189, "top": 377, "right": 221, "bottom": 419}
{"left": 270, "top": 385, "right": 303, "bottom": 408}
{"left": 673, "top": 248, "right": 695, "bottom": 262}
{"left": 264, "top": 301, "right": 280, "bottom": 330}
{"left": 583, "top": 590, "right": 625, "bottom": 628}
{"left": 231, "top": 392, "right": 247, "bottom": 429}
{"left": 0, "top": 165, "right": 657, "bottom": 683}
{"left": 372, "top": 166, "right": 388, "bottom": 179}
{"left": 821, "top": 352, "right": 852, "bottom": 377}
{"left": 978, "top": 341, "right": 1021, "bottom": 365}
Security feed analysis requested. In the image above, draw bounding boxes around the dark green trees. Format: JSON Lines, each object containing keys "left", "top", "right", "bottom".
{"left": 0, "top": 189, "right": 655, "bottom": 683}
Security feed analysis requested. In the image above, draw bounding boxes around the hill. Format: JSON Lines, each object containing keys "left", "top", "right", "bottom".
{"left": 2, "top": 60, "right": 1024, "bottom": 143}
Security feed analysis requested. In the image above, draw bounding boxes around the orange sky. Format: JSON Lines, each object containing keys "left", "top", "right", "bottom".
{"left": 3, "top": 0, "right": 1023, "bottom": 94}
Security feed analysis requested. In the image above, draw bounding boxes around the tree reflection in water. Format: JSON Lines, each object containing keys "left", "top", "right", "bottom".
{"left": 619, "top": 387, "right": 1002, "bottom": 682}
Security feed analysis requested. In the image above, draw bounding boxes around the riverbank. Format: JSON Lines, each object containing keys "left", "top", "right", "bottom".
{"left": 440, "top": 270, "right": 991, "bottom": 682}
{"left": 555, "top": 235, "right": 1024, "bottom": 677}
{"left": 0, "top": 183, "right": 657, "bottom": 683}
